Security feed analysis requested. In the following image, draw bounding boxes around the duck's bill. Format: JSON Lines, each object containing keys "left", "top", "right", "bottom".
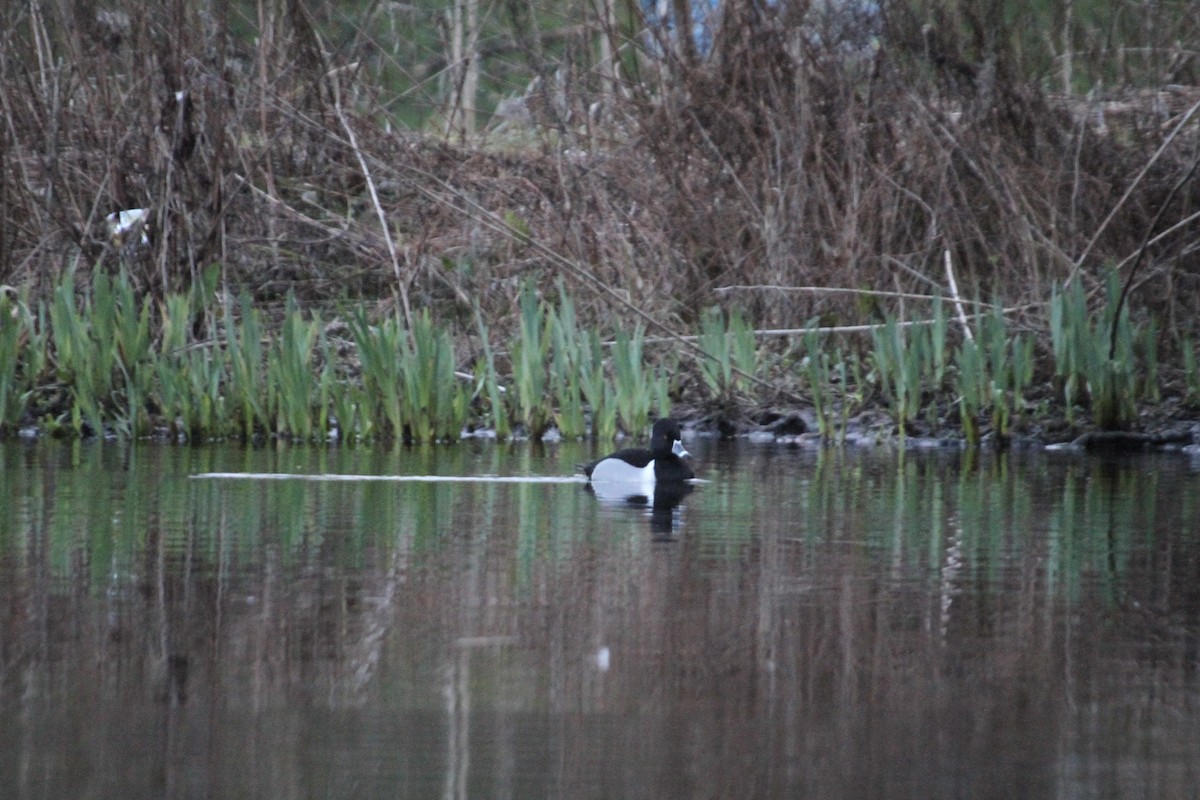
{"left": 672, "top": 439, "right": 690, "bottom": 459}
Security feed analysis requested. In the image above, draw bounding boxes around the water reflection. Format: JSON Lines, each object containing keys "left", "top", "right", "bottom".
{"left": 0, "top": 442, "right": 1198, "bottom": 799}
{"left": 585, "top": 480, "right": 695, "bottom": 536}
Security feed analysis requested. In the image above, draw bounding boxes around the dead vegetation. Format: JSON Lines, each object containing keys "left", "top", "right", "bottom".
{"left": 2, "top": 0, "right": 1199, "bottom": 356}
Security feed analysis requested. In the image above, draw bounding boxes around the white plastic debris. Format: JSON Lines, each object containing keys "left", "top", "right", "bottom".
{"left": 106, "top": 208, "right": 150, "bottom": 246}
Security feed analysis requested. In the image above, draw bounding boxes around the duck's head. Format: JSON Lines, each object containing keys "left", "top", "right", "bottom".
{"left": 650, "top": 418, "right": 689, "bottom": 460}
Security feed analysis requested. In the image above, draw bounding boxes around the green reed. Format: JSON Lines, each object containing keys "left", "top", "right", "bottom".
{"left": 803, "top": 321, "right": 832, "bottom": 438}
{"left": 837, "top": 348, "right": 862, "bottom": 445}
{"left": 0, "top": 290, "right": 37, "bottom": 430}
{"left": 350, "top": 309, "right": 406, "bottom": 439}
{"left": 266, "top": 297, "right": 323, "bottom": 440}
{"left": 49, "top": 271, "right": 111, "bottom": 434}
{"left": 105, "top": 271, "right": 156, "bottom": 437}
{"left": 177, "top": 347, "right": 227, "bottom": 439}
{"left": 612, "top": 326, "right": 656, "bottom": 435}
{"left": 325, "top": 330, "right": 362, "bottom": 442}
{"left": 473, "top": 308, "right": 510, "bottom": 439}
{"left": 350, "top": 306, "right": 468, "bottom": 442}
{"left": 548, "top": 290, "right": 586, "bottom": 439}
{"left": 698, "top": 307, "right": 757, "bottom": 404}
{"left": 511, "top": 282, "right": 552, "bottom": 438}
{"left": 7, "top": 262, "right": 1190, "bottom": 445}
{"left": 1049, "top": 275, "right": 1138, "bottom": 430}
{"left": 927, "top": 298, "right": 949, "bottom": 390}
{"left": 155, "top": 292, "right": 222, "bottom": 439}
{"left": 6, "top": 268, "right": 680, "bottom": 442}
{"left": 871, "top": 315, "right": 925, "bottom": 438}
{"left": 224, "top": 293, "right": 268, "bottom": 438}
{"left": 731, "top": 310, "right": 758, "bottom": 391}
{"left": 949, "top": 307, "right": 1032, "bottom": 444}
{"left": 955, "top": 335, "right": 985, "bottom": 445}
{"left": 1184, "top": 337, "right": 1200, "bottom": 407}
{"left": 400, "top": 308, "right": 469, "bottom": 442}
{"left": 903, "top": 300, "right": 949, "bottom": 438}
{"left": 579, "top": 329, "right": 617, "bottom": 441}
{"left": 314, "top": 328, "right": 337, "bottom": 439}
{"left": 980, "top": 307, "right": 1032, "bottom": 440}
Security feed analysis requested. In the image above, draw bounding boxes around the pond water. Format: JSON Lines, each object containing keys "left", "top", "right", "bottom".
{"left": 1, "top": 439, "right": 1199, "bottom": 799}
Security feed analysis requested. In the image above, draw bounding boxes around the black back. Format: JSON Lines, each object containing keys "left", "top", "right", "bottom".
{"left": 584, "top": 418, "right": 693, "bottom": 481}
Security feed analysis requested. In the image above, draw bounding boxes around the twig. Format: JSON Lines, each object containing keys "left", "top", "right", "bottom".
{"left": 943, "top": 249, "right": 974, "bottom": 341}
{"left": 386, "top": 158, "right": 804, "bottom": 403}
{"left": 1069, "top": 94, "right": 1200, "bottom": 287}
{"left": 714, "top": 283, "right": 1000, "bottom": 308}
{"left": 329, "top": 71, "right": 413, "bottom": 329}
{"left": 1108, "top": 142, "right": 1200, "bottom": 360}
{"left": 631, "top": 315, "right": 988, "bottom": 345}
{"left": 882, "top": 255, "right": 946, "bottom": 291}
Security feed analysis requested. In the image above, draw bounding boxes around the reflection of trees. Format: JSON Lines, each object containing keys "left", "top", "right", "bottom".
{"left": 2, "top": 450, "right": 1199, "bottom": 798}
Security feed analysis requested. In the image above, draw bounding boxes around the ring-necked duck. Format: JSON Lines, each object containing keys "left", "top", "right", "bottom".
{"left": 583, "top": 418, "right": 694, "bottom": 483}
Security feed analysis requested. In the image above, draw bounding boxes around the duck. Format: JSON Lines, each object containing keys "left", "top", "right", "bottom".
{"left": 583, "top": 418, "right": 694, "bottom": 484}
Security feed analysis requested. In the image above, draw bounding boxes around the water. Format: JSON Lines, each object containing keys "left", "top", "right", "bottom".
{"left": 2, "top": 439, "right": 1199, "bottom": 799}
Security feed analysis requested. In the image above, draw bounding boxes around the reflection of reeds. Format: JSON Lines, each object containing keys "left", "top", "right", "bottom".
{"left": 4, "top": 447, "right": 1196, "bottom": 798}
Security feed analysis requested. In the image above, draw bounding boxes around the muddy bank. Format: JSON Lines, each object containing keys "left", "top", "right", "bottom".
{"left": 677, "top": 406, "right": 1200, "bottom": 456}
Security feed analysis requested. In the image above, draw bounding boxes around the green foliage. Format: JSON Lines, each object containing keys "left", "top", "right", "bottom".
{"left": 476, "top": 284, "right": 667, "bottom": 441}
{"left": 548, "top": 289, "right": 586, "bottom": 439}
{"left": 698, "top": 307, "right": 757, "bottom": 404}
{"left": 1049, "top": 275, "right": 1139, "bottom": 430}
{"left": 473, "top": 308, "right": 510, "bottom": 439}
{"left": 400, "top": 309, "right": 469, "bottom": 442}
{"left": 871, "top": 316, "right": 924, "bottom": 438}
{"left": 578, "top": 330, "right": 617, "bottom": 441}
{"left": 612, "top": 325, "right": 657, "bottom": 436}
{"left": 49, "top": 272, "right": 100, "bottom": 434}
{"left": 225, "top": 293, "right": 267, "bottom": 438}
{"left": 979, "top": 308, "right": 1032, "bottom": 440}
{"left": 109, "top": 271, "right": 155, "bottom": 437}
{"left": 324, "top": 329, "right": 361, "bottom": 443}
{"left": 4, "top": 262, "right": 1189, "bottom": 446}
{"left": 511, "top": 282, "right": 552, "bottom": 438}
{"left": 798, "top": 322, "right": 868, "bottom": 444}
{"left": 1184, "top": 337, "right": 1200, "bottom": 407}
{"left": 350, "top": 307, "right": 467, "bottom": 443}
{"left": 803, "top": 321, "right": 832, "bottom": 438}
{"left": 154, "top": 292, "right": 227, "bottom": 440}
{"left": 0, "top": 290, "right": 37, "bottom": 429}
{"left": 48, "top": 270, "right": 158, "bottom": 435}
{"left": 267, "top": 296, "right": 323, "bottom": 440}
{"left": 927, "top": 298, "right": 949, "bottom": 389}
{"left": 350, "top": 309, "right": 406, "bottom": 439}
{"left": 955, "top": 336, "right": 985, "bottom": 446}
{"left": 950, "top": 307, "right": 1033, "bottom": 444}
{"left": 836, "top": 348, "right": 863, "bottom": 445}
